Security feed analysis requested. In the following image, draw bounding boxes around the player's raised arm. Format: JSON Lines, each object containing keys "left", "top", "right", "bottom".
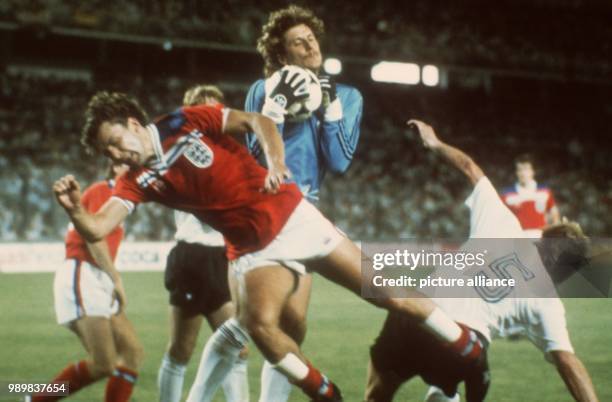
{"left": 53, "top": 174, "right": 129, "bottom": 241}
{"left": 551, "top": 350, "right": 599, "bottom": 402}
{"left": 224, "top": 109, "right": 292, "bottom": 193}
{"left": 408, "top": 119, "right": 484, "bottom": 186}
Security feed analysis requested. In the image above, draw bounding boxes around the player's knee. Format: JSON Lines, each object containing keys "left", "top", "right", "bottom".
{"left": 168, "top": 339, "right": 195, "bottom": 364}
{"left": 243, "top": 312, "right": 277, "bottom": 342}
{"left": 132, "top": 341, "right": 145, "bottom": 367}
{"left": 118, "top": 337, "right": 145, "bottom": 369}
{"left": 89, "top": 360, "right": 115, "bottom": 378}
{"left": 283, "top": 318, "right": 307, "bottom": 344}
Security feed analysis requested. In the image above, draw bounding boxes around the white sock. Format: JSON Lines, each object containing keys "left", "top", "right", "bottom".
{"left": 186, "top": 318, "right": 250, "bottom": 402}
{"left": 424, "top": 385, "right": 460, "bottom": 402}
{"left": 259, "top": 360, "right": 293, "bottom": 402}
{"left": 221, "top": 356, "right": 249, "bottom": 402}
{"left": 158, "top": 353, "right": 187, "bottom": 402}
{"left": 424, "top": 307, "right": 461, "bottom": 342}
{"left": 274, "top": 353, "right": 309, "bottom": 382}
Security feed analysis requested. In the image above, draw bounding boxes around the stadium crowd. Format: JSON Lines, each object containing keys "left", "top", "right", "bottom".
{"left": 1, "top": 72, "right": 610, "bottom": 242}
{"left": 1, "top": 0, "right": 611, "bottom": 76}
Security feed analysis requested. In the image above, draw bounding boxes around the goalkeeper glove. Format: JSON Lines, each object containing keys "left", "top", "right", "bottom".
{"left": 263, "top": 67, "right": 309, "bottom": 124}
{"left": 318, "top": 74, "right": 342, "bottom": 121}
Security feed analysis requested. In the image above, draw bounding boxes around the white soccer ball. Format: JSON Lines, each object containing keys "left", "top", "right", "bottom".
{"left": 266, "top": 65, "right": 322, "bottom": 122}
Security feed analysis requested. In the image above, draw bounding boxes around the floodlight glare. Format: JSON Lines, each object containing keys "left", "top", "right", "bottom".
{"left": 422, "top": 65, "right": 439, "bottom": 86}
{"left": 323, "top": 58, "right": 342, "bottom": 75}
{"left": 371, "top": 61, "right": 420, "bottom": 85}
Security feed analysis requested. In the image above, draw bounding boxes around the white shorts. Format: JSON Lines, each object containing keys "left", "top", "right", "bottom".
{"left": 230, "top": 199, "right": 345, "bottom": 276}
{"left": 53, "top": 259, "right": 119, "bottom": 325}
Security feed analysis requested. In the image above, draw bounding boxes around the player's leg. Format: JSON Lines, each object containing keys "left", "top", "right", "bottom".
{"left": 311, "top": 238, "right": 484, "bottom": 361}
{"left": 32, "top": 316, "right": 118, "bottom": 402}
{"left": 186, "top": 256, "right": 249, "bottom": 402}
{"left": 237, "top": 265, "right": 301, "bottom": 360}
{"left": 364, "top": 360, "right": 403, "bottom": 402}
{"left": 170, "top": 307, "right": 204, "bottom": 363}
{"left": 205, "top": 301, "right": 250, "bottom": 402}
{"left": 158, "top": 306, "right": 203, "bottom": 402}
{"left": 259, "top": 273, "right": 312, "bottom": 402}
{"left": 33, "top": 261, "right": 116, "bottom": 402}
{"left": 106, "top": 311, "right": 143, "bottom": 402}
{"left": 237, "top": 265, "right": 341, "bottom": 401}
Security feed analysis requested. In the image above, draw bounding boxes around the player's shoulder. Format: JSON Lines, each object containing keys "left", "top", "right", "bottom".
{"left": 248, "top": 79, "right": 266, "bottom": 95}
{"left": 337, "top": 83, "right": 362, "bottom": 101}
{"left": 153, "top": 108, "right": 189, "bottom": 140}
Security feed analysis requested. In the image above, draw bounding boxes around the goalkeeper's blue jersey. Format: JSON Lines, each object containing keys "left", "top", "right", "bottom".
{"left": 245, "top": 79, "right": 363, "bottom": 202}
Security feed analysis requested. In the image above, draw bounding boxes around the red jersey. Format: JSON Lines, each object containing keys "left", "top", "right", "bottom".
{"left": 501, "top": 181, "right": 556, "bottom": 230}
{"left": 113, "top": 105, "right": 302, "bottom": 260}
{"left": 65, "top": 180, "right": 124, "bottom": 265}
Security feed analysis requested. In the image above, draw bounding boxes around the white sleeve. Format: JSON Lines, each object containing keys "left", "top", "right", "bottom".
{"left": 528, "top": 298, "right": 574, "bottom": 361}
{"left": 221, "top": 107, "right": 230, "bottom": 132}
{"left": 110, "top": 196, "right": 135, "bottom": 214}
{"left": 465, "top": 177, "right": 523, "bottom": 238}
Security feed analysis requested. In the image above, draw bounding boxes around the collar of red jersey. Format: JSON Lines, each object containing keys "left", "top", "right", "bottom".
{"left": 146, "top": 123, "right": 167, "bottom": 169}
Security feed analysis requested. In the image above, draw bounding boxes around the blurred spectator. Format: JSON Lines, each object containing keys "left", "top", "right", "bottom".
{"left": 1, "top": 71, "right": 610, "bottom": 242}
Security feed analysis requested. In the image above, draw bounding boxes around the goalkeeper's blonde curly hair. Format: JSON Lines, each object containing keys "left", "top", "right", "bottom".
{"left": 257, "top": 5, "right": 325, "bottom": 77}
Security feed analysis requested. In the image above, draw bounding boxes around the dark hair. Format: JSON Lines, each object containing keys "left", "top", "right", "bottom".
{"left": 257, "top": 5, "right": 325, "bottom": 77}
{"left": 539, "top": 220, "right": 589, "bottom": 283}
{"left": 514, "top": 153, "right": 534, "bottom": 166}
{"left": 183, "top": 84, "right": 224, "bottom": 106}
{"left": 81, "top": 91, "right": 148, "bottom": 153}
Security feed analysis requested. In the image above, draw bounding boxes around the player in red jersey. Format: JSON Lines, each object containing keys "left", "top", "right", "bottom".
{"left": 501, "top": 154, "right": 560, "bottom": 237}
{"left": 157, "top": 85, "right": 249, "bottom": 402}
{"left": 54, "top": 92, "right": 486, "bottom": 401}
{"left": 35, "top": 161, "right": 143, "bottom": 402}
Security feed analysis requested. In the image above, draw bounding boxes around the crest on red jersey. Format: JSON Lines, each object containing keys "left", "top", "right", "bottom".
{"left": 184, "top": 140, "right": 214, "bottom": 168}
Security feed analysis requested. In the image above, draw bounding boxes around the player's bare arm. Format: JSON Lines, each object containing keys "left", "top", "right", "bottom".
{"left": 551, "top": 350, "right": 599, "bottom": 402}
{"left": 225, "top": 109, "right": 292, "bottom": 193}
{"left": 53, "top": 175, "right": 129, "bottom": 241}
{"left": 85, "top": 239, "right": 127, "bottom": 309}
{"left": 408, "top": 119, "right": 484, "bottom": 185}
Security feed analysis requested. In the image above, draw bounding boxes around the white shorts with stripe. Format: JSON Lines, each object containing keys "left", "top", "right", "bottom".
{"left": 53, "top": 259, "right": 119, "bottom": 325}
{"left": 230, "top": 199, "right": 346, "bottom": 276}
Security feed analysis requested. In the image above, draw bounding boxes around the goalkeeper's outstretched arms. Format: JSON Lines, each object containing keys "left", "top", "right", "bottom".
{"left": 408, "top": 119, "right": 484, "bottom": 186}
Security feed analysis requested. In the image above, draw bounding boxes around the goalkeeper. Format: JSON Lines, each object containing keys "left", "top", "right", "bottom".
{"left": 186, "top": 5, "right": 363, "bottom": 402}
{"left": 246, "top": 6, "right": 362, "bottom": 401}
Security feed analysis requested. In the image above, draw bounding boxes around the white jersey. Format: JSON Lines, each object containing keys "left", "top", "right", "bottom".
{"left": 174, "top": 211, "right": 224, "bottom": 247}
{"left": 435, "top": 178, "right": 574, "bottom": 360}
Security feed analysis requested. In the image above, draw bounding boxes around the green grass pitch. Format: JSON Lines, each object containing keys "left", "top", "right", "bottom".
{"left": 0, "top": 272, "right": 610, "bottom": 401}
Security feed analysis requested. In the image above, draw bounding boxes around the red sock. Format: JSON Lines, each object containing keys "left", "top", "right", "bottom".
{"left": 32, "top": 361, "right": 94, "bottom": 402}
{"left": 104, "top": 366, "right": 138, "bottom": 402}
{"left": 296, "top": 362, "right": 335, "bottom": 399}
{"left": 451, "top": 323, "right": 483, "bottom": 361}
